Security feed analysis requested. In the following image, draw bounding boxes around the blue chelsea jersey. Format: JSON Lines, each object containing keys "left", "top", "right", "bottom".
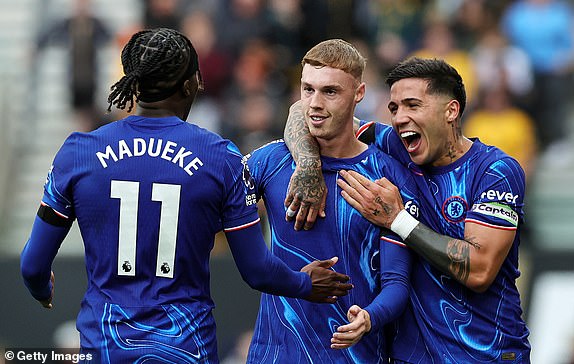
{"left": 42, "top": 115, "right": 260, "bottom": 362}
{"left": 358, "top": 121, "right": 531, "bottom": 363}
{"left": 244, "top": 140, "right": 420, "bottom": 364}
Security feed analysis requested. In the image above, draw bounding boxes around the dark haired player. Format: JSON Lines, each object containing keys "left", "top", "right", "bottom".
{"left": 20, "top": 28, "right": 352, "bottom": 363}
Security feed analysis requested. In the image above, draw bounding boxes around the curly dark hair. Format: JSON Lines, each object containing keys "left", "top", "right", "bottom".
{"left": 107, "top": 28, "right": 202, "bottom": 113}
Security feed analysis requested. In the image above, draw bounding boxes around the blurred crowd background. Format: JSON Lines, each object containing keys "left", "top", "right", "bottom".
{"left": 1, "top": 0, "right": 574, "bottom": 363}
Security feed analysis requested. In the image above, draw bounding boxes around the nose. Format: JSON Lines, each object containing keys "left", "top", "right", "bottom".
{"left": 392, "top": 107, "right": 409, "bottom": 126}
{"left": 309, "top": 92, "right": 324, "bottom": 110}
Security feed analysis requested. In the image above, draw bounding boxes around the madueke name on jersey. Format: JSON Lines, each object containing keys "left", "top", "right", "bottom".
{"left": 96, "top": 137, "right": 204, "bottom": 176}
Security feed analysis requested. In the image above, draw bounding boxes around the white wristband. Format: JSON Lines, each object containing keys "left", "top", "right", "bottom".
{"left": 390, "top": 209, "right": 419, "bottom": 240}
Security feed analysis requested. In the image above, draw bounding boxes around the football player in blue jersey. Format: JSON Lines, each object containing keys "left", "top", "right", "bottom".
{"left": 20, "top": 28, "right": 353, "bottom": 363}
{"left": 283, "top": 57, "right": 531, "bottom": 362}
{"left": 245, "top": 39, "right": 419, "bottom": 364}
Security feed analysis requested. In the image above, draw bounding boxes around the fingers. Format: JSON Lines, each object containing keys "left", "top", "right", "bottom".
{"left": 286, "top": 206, "right": 297, "bottom": 218}
{"left": 294, "top": 203, "right": 310, "bottom": 231}
{"left": 284, "top": 190, "right": 294, "bottom": 209}
{"left": 331, "top": 326, "right": 362, "bottom": 349}
{"left": 375, "top": 176, "right": 390, "bottom": 187}
{"left": 341, "top": 170, "right": 373, "bottom": 190}
{"left": 346, "top": 304, "right": 362, "bottom": 321}
{"left": 316, "top": 256, "right": 337, "bottom": 269}
{"left": 319, "top": 296, "right": 338, "bottom": 304}
{"left": 331, "top": 306, "right": 368, "bottom": 349}
{"left": 331, "top": 281, "right": 353, "bottom": 295}
{"left": 303, "top": 205, "right": 320, "bottom": 230}
{"left": 337, "top": 170, "right": 370, "bottom": 206}
{"left": 41, "top": 271, "right": 55, "bottom": 309}
{"left": 285, "top": 194, "right": 302, "bottom": 222}
{"left": 319, "top": 190, "right": 327, "bottom": 218}
{"left": 337, "top": 179, "right": 363, "bottom": 213}
{"left": 285, "top": 183, "right": 327, "bottom": 230}
{"left": 335, "top": 321, "right": 361, "bottom": 335}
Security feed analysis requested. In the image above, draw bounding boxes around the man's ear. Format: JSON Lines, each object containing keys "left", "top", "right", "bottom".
{"left": 446, "top": 99, "right": 460, "bottom": 123}
{"left": 355, "top": 82, "right": 366, "bottom": 103}
{"left": 182, "top": 80, "right": 192, "bottom": 97}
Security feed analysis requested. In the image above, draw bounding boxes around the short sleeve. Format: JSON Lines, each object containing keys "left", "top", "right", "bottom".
{"left": 466, "top": 157, "right": 525, "bottom": 230}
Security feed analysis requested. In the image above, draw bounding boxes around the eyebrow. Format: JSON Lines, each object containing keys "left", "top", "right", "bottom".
{"left": 303, "top": 81, "right": 344, "bottom": 90}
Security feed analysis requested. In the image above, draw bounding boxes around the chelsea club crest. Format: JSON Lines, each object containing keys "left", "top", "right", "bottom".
{"left": 442, "top": 196, "right": 468, "bottom": 223}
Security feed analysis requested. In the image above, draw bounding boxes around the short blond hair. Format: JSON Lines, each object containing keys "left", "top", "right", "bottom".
{"left": 302, "top": 39, "right": 366, "bottom": 81}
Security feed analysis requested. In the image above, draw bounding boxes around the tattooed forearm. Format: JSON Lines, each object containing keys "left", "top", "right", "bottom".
{"left": 284, "top": 101, "right": 321, "bottom": 164}
{"left": 447, "top": 239, "right": 471, "bottom": 283}
{"left": 446, "top": 236, "right": 481, "bottom": 283}
{"left": 405, "top": 224, "right": 482, "bottom": 286}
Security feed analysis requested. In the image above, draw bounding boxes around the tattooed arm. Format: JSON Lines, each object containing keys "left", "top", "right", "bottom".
{"left": 284, "top": 100, "right": 327, "bottom": 230}
{"left": 401, "top": 222, "right": 514, "bottom": 292}
{"left": 337, "top": 170, "right": 516, "bottom": 293}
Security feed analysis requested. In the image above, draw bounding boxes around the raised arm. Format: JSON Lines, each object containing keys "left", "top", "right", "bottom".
{"left": 337, "top": 170, "right": 514, "bottom": 293}
{"left": 283, "top": 100, "right": 326, "bottom": 230}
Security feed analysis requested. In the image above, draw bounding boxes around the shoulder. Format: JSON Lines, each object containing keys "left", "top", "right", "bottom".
{"left": 245, "top": 139, "right": 289, "bottom": 164}
{"left": 243, "top": 140, "right": 291, "bottom": 183}
{"left": 474, "top": 140, "right": 524, "bottom": 178}
{"left": 356, "top": 120, "right": 394, "bottom": 143}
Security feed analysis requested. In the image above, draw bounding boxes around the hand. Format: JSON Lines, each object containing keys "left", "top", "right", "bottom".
{"left": 331, "top": 305, "right": 371, "bottom": 349}
{"left": 337, "top": 170, "right": 404, "bottom": 229}
{"left": 284, "top": 163, "right": 327, "bottom": 231}
{"left": 39, "top": 271, "right": 55, "bottom": 309}
{"left": 301, "top": 257, "right": 352, "bottom": 303}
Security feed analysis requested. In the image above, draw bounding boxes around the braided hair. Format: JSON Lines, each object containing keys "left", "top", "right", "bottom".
{"left": 107, "top": 28, "right": 202, "bottom": 113}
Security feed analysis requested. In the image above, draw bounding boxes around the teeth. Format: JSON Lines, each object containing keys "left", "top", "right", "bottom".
{"left": 401, "top": 131, "right": 417, "bottom": 138}
{"left": 311, "top": 116, "right": 323, "bottom": 121}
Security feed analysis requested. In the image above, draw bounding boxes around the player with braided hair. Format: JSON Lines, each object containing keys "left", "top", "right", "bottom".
{"left": 107, "top": 28, "right": 203, "bottom": 113}
{"left": 21, "top": 28, "right": 352, "bottom": 363}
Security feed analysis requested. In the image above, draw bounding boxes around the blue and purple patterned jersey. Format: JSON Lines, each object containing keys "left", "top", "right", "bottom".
{"left": 40, "top": 115, "right": 262, "bottom": 362}
{"left": 358, "top": 121, "right": 531, "bottom": 363}
{"left": 245, "top": 141, "right": 419, "bottom": 363}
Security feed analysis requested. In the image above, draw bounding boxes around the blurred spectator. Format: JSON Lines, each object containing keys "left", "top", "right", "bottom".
{"left": 267, "top": 0, "right": 305, "bottom": 83}
{"left": 410, "top": 18, "right": 479, "bottom": 106}
{"left": 449, "top": 0, "right": 492, "bottom": 49}
{"left": 372, "top": 0, "right": 432, "bottom": 73}
{"left": 180, "top": 9, "right": 231, "bottom": 134}
{"left": 182, "top": 10, "right": 232, "bottom": 99}
{"left": 470, "top": 28, "right": 534, "bottom": 104}
{"left": 268, "top": 0, "right": 303, "bottom": 56}
{"left": 299, "top": 0, "right": 378, "bottom": 51}
{"left": 501, "top": 0, "right": 574, "bottom": 150}
{"left": 143, "top": 0, "right": 183, "bottom": 29}
{"left": 221, "top": 39, "right": 288, "bottom": 153}
{"left": 353, "top": 39, "right": 391, "bottom": 122}
{"left": 215, "top": 0, "right": 275, "bottom": 59}
{"left": 463, "top": 83, "right": 538, "bottom": 180}
{"left": 35, "top": 0, "right": 112, "bottom": 131}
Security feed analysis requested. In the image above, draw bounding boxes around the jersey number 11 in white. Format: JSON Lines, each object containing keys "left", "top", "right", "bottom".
{"left": 110, "top": 180, "right": 181, "bottom": 279}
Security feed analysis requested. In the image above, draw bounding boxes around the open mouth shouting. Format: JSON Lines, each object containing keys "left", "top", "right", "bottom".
{"left": 400, "top": 130, "right": 422, "bottom": 153}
